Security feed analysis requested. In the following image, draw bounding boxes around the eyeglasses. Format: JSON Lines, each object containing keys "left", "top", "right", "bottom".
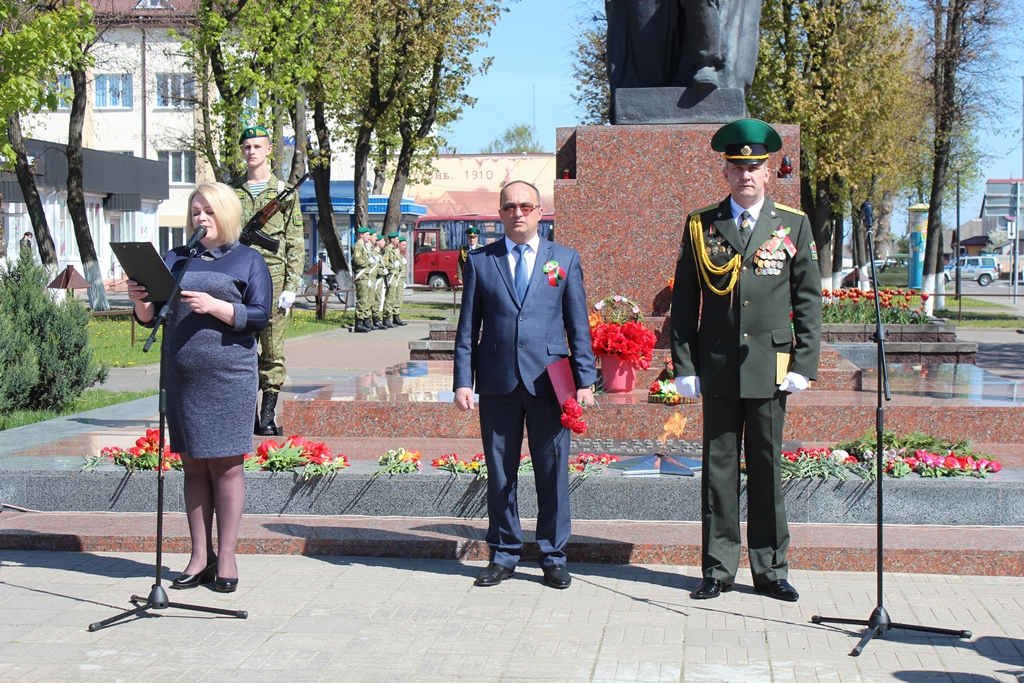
{"left": 499, "top": 202, "right": 539, "bottom": 215}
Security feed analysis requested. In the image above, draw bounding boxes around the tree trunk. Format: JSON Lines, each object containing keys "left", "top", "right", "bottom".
{"left": 311, "top": 96, "right": 348, "bottom": 276}
{"left": 372, "top": 140, "right": 388, "bottom": 194}
{"left": 288, "top": 86, "right": 308, "bottom": 186}
{"left": 874, "top": 191, "right": 894, "bottom": 257}
{"left": 6, "top": 113, "right": 58, "bottom": 269}
{"left": 805, "top": 174, "right": 834, "bottom": 285}
{"left": 352, "top": 122, "right": 373, "bottom": 230}
{"left": 67, "top": 67, "right": 109, "bottom": 311}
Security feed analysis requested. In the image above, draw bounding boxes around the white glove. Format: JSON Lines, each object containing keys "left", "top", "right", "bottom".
{"left": 778, "top": 372, "right": 809, "bottom": 394}
{"left": 675, "top": 375, "right": 700, "bottom": 399}
{"left": 278, "top": 290, "right": 296, "bottom": 309}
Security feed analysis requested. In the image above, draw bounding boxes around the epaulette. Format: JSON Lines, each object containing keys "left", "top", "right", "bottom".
{"left": 688, "top": 203, "right": 720, "bottom": 219}
{"left": 773, "top": 202, "right": 805, "bottom": 216}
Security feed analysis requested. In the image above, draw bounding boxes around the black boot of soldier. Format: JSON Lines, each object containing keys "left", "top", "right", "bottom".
{"left": 372, "top": 316, "right": 384, "bottom": 330}
{"left": 392, "top": 314, "right": 408, "bottom": 326}
{"left": 381, "top": 315, "right": 394, "bottom": 329}
{"left": 354, "top": 318, "right": 369, "bottom": 333}
{"left": 258, "top": 392, "right": 284, "bottom": 436}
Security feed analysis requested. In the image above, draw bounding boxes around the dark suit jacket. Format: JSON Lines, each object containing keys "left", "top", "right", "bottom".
{"left": 671, "top": 196, "right": 822, "bottom": 399}
{"left": 454, "top": 238, "right": 597, "bottom": 396}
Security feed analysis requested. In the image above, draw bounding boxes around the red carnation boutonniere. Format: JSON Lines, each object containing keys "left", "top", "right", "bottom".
{"left": 560, "top": 398, "right": 588, "bottom": 434}
{"left": 542, "top": 259, "right": 566, "bottom": 286}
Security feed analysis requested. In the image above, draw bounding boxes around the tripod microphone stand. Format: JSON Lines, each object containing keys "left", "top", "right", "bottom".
{"left": 89, "top": 229, "right": 247, "bottom": 631}
{"left": 811, "top": 233, "right": 970, "bottom": 655}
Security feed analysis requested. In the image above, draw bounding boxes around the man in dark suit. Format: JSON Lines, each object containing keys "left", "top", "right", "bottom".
{"left": 671, "top": 119, "right": 822, "bottom": 602}
{"left": 454, "top": 180, "right": 597, "bottom": 589}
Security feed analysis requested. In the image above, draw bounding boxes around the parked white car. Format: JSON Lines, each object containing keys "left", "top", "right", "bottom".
{"left": 943, "top": 256, "right": 999, "bottom": 286}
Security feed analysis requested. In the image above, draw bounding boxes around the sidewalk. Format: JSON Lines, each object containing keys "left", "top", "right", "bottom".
{"left": 1, "top": 550, "right": 1022, "bottom": 681}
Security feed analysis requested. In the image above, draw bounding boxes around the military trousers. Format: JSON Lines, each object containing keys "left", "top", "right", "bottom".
{"left": 384, "top": 276, "right": 403, "bottom": 316}
{"left": 354, "top": 277, "right": 373, "bottom": 318}
{"left": 373, "top": 278, "right": 385, "bottom": 315}
{"left": 701, "top": 394, "right": 790, "bottom": 585}
{"left": 258, "top": 278, "right": 288, "bottom": 393}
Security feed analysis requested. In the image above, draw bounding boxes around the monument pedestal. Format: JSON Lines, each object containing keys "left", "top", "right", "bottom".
{"left": 555, "top": 124, "right": 801, "bottom": 315}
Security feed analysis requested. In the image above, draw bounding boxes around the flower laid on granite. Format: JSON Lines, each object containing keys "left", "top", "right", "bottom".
{"left": 518, "top": 453, "right": 534, "bottom": 474}
{"left": 590, "top": 294, "right": 657, "bottom": 370}
{"left": 82, "top": 429, "right": 182, "bottom": 472}
{"left": 431, "top": 453, "right": 487, "bottom": 479}
{"left": 903, "top": 450, "right": 1001, "bottom": 477}
{"left": 821, "top": 288, "right": 927, "bottom": 324}
{"left": 568, "top": 453, "right": 619, "bottom": 478}
{"left": 780, "top": 447, "right": 861, "bottom": 481}
{"left": 245, "top": 436, "right": 346, "bottom": 479}
{"left": 374, "top": 448, "right": 422, "bottom": 476}
{"left": 560, "top": 398, "right": 588, "bottom": 434}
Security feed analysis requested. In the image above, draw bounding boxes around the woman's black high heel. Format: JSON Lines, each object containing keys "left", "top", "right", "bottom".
{"left": 170, "top": 560, "right": 217, "bottom": 589}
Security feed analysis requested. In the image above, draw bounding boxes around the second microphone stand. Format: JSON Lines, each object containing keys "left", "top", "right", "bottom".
{"left": 810, "top": 233, "right": 970, "bottom": 655}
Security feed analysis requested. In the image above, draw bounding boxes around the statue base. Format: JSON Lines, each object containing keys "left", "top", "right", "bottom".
{"left": 612, "top": 87, "right": 748, "bottom": 124}
{"left": 555, "top": 124, "right": 801, "bottom": 315}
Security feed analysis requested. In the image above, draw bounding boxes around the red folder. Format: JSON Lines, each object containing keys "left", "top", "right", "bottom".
{"left": 546, "top": 358, "right": 577, "bottom": 406}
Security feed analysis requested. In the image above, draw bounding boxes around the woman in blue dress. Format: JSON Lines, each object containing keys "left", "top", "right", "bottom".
{"left": 129, "top": 182, "right": 272, "bottom": 593}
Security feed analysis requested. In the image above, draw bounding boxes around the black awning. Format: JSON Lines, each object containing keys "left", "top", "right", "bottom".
{"left": 104, "top": 193, "right": 142, "bottom": 211}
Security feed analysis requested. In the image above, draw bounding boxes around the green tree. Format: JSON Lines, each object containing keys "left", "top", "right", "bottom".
{"left": 481, "top": 124, "right": 545, "bottom": 154}
{"left": 569, "top": 1, "right": 610, "bottom": 125}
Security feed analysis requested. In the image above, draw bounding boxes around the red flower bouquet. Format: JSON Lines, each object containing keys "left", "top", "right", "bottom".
{"left": 590, "top": 295, "right": 657, "bottom": 370}
{"left": 560, "top": 398, "right": 588, "bottom": 434}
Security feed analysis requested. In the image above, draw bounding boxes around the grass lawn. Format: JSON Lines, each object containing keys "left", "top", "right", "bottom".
{"left": 0, "top": 389, "right": 156, "bottom": 431}
{"left": 935, "top": 310, "right": 1024, "bottom": 328}
{"left": 940, "top": 294, "right": 1012, "bottom": 309}
{"left": 89, "top": 301, "right": 454, "bottom": 367}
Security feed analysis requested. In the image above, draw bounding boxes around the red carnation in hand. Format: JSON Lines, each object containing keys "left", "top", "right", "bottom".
{"left": 560, "top": 398, "right": 588, "bottom": 434}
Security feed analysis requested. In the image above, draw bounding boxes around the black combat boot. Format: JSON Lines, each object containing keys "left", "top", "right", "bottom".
{"left": 354, "top": 318, "right": 370, "bottom": 333}
{"left": 381, "top": 315, "right": 394, "bottom": 329}
{"left": 371, "top": 316, "right": 384, "bottom": 330}
{"left": 257, "top": 392, "right": 284, "bottom": 436}
{"left": 392, "top": 314, "right": 407, "bottom": 326}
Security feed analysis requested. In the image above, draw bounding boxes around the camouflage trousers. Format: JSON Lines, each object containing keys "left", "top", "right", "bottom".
{"left": 258, "top": 278, "right": 288, "bottom": 392}
{"left": 384, "top": 276, "right": 403, "bottom": 316}
{"left": 372, "top": 278, "right": 385, "bottom": 316}
{"left": 355, "top": 277, "right": 374, "bottom": 318}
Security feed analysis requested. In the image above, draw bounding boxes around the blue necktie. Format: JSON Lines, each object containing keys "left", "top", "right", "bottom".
{"left": 513, "top": 244, "right": 528, "bottom": 302}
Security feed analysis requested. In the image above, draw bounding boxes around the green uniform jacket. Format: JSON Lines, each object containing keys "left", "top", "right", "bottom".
{"left": 671, "top": 197, "right": 822, "bottom": 399}
{"left": 352, "top": 241, "right": 375, "bottom": 280}
{"left": 232, "top": 175, "right": 304, "bottom": 292}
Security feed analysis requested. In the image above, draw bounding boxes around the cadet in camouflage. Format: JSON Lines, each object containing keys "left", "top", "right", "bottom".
{"left": 232, "top": 125, "right": 305, "bottom": 436}
{"left": 351, "top": 227, "right": 376, "bottom": 332}
{"left": 383, "top": 231, "right": 407, "bottom": 326}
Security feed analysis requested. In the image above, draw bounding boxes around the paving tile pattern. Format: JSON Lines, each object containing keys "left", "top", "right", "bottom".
{"left": 1, "top": 552, "right": 1022, "bottom": 681}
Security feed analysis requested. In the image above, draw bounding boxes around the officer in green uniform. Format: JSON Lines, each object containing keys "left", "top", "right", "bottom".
{"left": 383, "top": 231, "right": 407, "bottom": 326}
{"left": 232, "top": 125, "right": 305, "bottom": 436}
{"left": 352, "top": 227, "right": 375, "bottom": 333}
{"left": 457, "top": 226, "right": 481, "bottom": 283}
{"left": 670, "top": 119, "right": 822, "bottom": 603}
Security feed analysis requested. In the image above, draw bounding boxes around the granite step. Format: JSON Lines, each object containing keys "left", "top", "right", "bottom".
{"left": 1, "top": 510, "right": 1020, "bottom": 576}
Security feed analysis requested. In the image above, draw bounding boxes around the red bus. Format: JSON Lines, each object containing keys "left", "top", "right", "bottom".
{"left": 413, "top": 214, "right": 555, "bottom": 286}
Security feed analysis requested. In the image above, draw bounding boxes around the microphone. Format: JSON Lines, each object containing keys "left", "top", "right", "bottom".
{"left": 186, "top": 227, "right": 207, "bottom": 250}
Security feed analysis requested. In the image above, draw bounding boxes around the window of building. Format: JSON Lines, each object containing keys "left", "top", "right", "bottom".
{"left": 156, "top": 73, "right": 194, "bottom": 108}
{"left": 52, "top": 74, "right": 72, "bottom": 110}
{"left": 157, "top": 150, "right": 196, "bottom": 184}
{"left": 95, "top": 74, "right": 133, "bottom": 109}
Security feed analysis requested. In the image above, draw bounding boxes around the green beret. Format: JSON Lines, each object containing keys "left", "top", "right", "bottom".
{"left": 387, "top": 232, "right": 399, "bottom": 239}
{"left": 398, "top": 236, "right": 407, "bottom": 242}
{"left": 465, "top": 227, "right": 480, "bottom": 235}
{"left": 356, "top": 226, "right": 371, "bottom": 234}
{"left": 239, "top": 125, "right": 270, "bottom": 143}
{"left": 711, "top": 119, "right": 782, "bottom": 164}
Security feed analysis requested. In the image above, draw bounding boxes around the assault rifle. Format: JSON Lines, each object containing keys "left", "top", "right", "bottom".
{"left": 239, "top": 171, "right": 311, "bottom": 253}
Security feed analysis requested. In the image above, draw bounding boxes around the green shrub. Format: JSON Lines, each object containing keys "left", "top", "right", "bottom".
{"left": 0, "top": 251, "right": 106, "bottom": 413}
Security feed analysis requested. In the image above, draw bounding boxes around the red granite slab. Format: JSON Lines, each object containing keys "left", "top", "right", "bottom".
{"left": 1, "top": 511, "right": 1020, "bottom": 575}
{"left": 554, "top": 124, "right": 801, "bottom": 316}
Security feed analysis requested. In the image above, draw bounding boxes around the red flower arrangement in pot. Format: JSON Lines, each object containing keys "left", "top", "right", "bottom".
{"left": 589, "top": 294, "right": 657, "bottom": 392}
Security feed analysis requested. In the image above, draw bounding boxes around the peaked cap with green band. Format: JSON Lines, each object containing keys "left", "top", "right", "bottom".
{"left": 711, "top": 119, "right": 782, "bottom": 164}
{"left": 465, "top": 227, "right": 480, "bottom": 235}
{"left": 387, "top": 231, "right": 400, "bottom": 239}
{"left": 239, "top": 125, "right": 271, "bottom": 143}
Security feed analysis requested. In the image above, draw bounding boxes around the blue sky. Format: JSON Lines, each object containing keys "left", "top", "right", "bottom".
{"left": 443, "top": 1, "right": 1023, "bottom": 235}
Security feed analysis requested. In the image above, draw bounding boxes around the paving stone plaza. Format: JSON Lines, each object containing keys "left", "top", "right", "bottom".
{"left": 2, "top": 293, "right": 1024, "bottom": 681}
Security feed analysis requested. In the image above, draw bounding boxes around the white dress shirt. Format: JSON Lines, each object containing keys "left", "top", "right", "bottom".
{"left": 505, "top": 234, "right": 541, "bottom": 288}
{"left": 730, "top": 196, "right": 765, "bottom": 227}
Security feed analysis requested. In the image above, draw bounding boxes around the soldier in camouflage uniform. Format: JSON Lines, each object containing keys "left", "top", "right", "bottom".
{"left": 383, "top": 231, "right": 407, "bottom": 326}
{"left": 372, "top": 234, "right": 390, "bottom": 329}
{"left": 231, "top": 125, "right": 305, "bottom": 436}
{"left": 351, "top": 227, "right": 376, "bottom": 333}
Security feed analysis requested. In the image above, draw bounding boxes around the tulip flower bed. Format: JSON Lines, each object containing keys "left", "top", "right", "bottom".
{"left": 822, "top": 288, "right": 929, "bottom": 324}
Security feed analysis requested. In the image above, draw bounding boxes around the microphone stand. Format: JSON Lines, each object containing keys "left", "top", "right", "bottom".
{"left": 89, "top": 232, "right": 247, "bottom": 631}
{"left": 810, "top": 233, "right": 970, "bottom": 655}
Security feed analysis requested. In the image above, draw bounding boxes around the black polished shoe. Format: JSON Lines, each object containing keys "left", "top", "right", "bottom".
{"left": 474, "top": 562, "right": 514, "bottom": 587}
{"left": 170, "top": 561, "right": 216, "bottom": 590}
{"left": 691, "top": 577, "right": 733, "bottom": 599}
{"left": 392, "top": 315, "right": 407, "bottom": 326}
{"left": 542, "top": 564, "right": 572, "bottom": 589}
{"left": 214, "top": 576, "right": 239, "bottom": 593}
{"left": 754, "top": 579, "right": 800, "bottom": 602}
